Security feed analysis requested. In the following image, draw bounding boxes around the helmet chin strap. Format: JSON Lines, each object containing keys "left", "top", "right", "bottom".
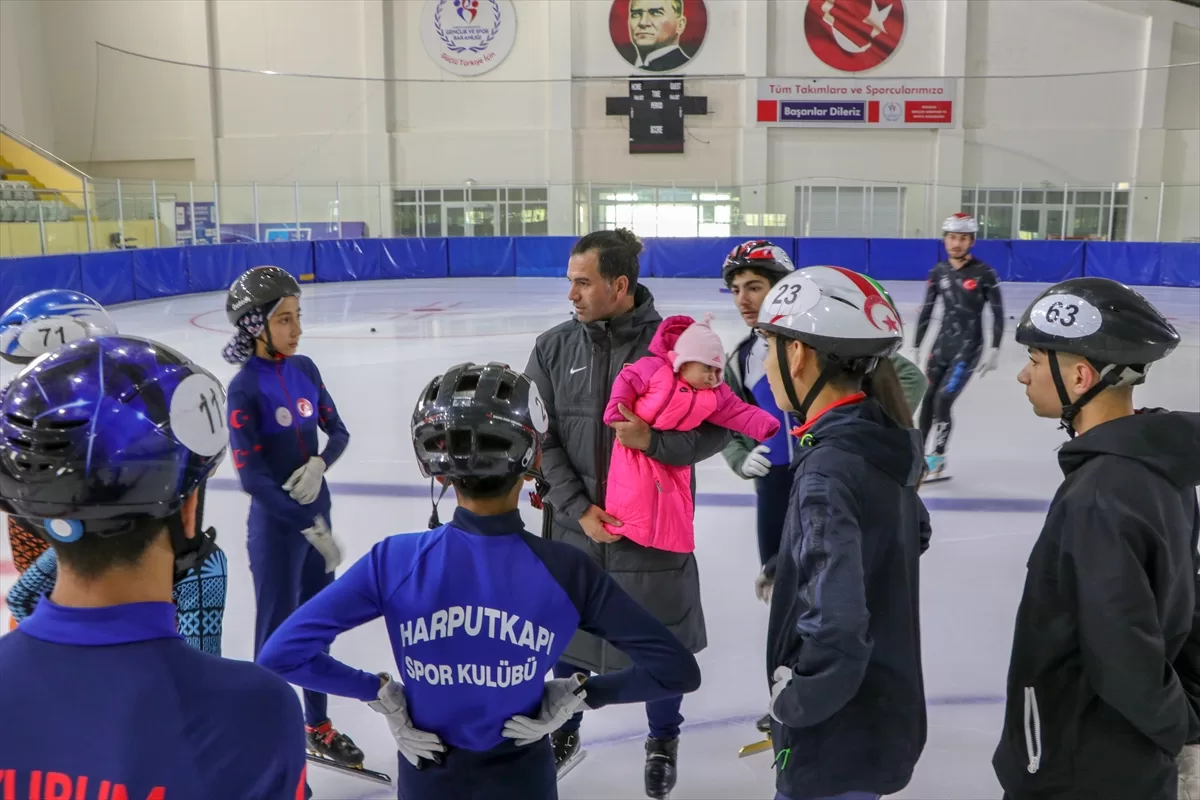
{"left": 774, "top": 337, "right": 836, "bottom": 423}
{"left": 168, "top": 479, "right": 216, "bottom": 582}
{"left": 1048, "top": 352, "right": 1143, "bottom": 438}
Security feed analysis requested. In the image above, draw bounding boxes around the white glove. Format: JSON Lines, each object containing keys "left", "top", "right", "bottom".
{"left": 367, "top": 675, "right": 446, "bottom": 768}
{"left": 501, "top": 673, "right": 589, "bottom": 746}
{"left": 754, "top": 568, "right": 774, "bottom": 605}
{"left": 283, "top": 456, "right": 325, "bottom": 505}
{"left": 739, "top": 445, "right": 772, "bottom": 479}
{"left": 977, "top": 349, "right": 1000, "bottom": 378}
{"left": 768, "top": 665, "right": 793, "bottom": 724}
{"left": 301, "top": 514, "right": 343, "bottom": 573}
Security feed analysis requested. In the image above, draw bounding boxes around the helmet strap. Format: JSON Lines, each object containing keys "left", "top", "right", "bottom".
{"left": 428, "top": 478, "right": 451, "bottom": 530}
{"left": 1049, "top": 353, "right": 1135, "bottom": 438}
{"left": 775, "top": 338, "right": 835, "bottom": 422}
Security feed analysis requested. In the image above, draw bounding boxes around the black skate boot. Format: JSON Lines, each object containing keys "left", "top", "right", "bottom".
{"left": 306, "top": 719, "right": 364, "bottom": 768}
{"left": 756, "top": 713, "right": 771, "bottom": 733}
{"left": 644, "top": 736, "right": 678, "bottom": 799}
{"left": 551, "top": 728, "right": 587, "bottom": 780}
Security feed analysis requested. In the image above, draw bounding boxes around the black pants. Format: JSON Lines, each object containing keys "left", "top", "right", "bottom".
{"left": 756, "top": 464, "right": 794, "bottom": 566}
{"left": 918, "top": 348, "right": 982, "bottom": 457}
{"left": 553, "top": 661, "right": 684, "bottom": 740}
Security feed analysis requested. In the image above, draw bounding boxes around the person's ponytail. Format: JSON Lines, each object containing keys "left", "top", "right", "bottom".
{"left": 863, "top": 357, "right": 914, "bottom": 429}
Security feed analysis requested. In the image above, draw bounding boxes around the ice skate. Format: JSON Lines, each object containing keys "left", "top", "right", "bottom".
{"left": 552, "top": 728, "right": 588, "bottom": 781}
{"left": 738, "top": 717, "right": 773, "bottom": 759}
{"left": 922, "top": 453, "right": 951, "bottom": 484}
{"left": 644, "top": 736, "right": 678, "bottom": 799}
{"left": 305, "top": 721, "right": 391, "bottom": 786}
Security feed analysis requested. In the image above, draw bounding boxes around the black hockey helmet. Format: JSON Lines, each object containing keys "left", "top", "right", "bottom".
{"left": 722, "top": 240, "right": 795, "bottom": 288}
{"left": 412, "top": 362, "right": 548, "bottom": 480}
{"left": 226, "top": 266, "right": 301, "bottom": 326}
{"left": 1015, "top": 277, "right": 1179, "bottom": 434}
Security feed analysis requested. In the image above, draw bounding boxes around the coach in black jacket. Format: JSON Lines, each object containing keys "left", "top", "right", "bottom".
{"left": 524, "top": 228, "right": 729, "bottom": 794}
{"left": 997, "top": 279, "right": 1200, "bottom": 800}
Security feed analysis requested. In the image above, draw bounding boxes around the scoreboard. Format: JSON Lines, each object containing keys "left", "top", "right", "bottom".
{"left": 628, "top": 79, "right": 684, "bottom": 154}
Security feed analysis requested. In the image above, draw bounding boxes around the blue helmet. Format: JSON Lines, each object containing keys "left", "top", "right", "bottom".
{"left": 0, "top": 336, "right": 227, "bottom": 540}
{"left": 0, "top": 290, "right": 118, "bottom": 365}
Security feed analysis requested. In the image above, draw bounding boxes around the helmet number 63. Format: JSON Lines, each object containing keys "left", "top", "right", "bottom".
{"left": 1045, "top": 301, "right": 1079, "bottom": 327}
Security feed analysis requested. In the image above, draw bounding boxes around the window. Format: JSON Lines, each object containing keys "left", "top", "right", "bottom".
{"left": 796, "top": 186, "right": 904, "bottom": 238}
{"left": 393, "top": 187, "right": 549, "bottom": 237}
{"left": 588, "top": 186, "right": 738, "bottom": 238}
{"left": 961, "top": 187, "right": 1130, "bottom": 240}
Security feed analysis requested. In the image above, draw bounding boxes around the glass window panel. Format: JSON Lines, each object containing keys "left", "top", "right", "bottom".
{"left": 423, "top": 204, "right": 442, "bottom": 237}
{"left": 396, "top": 190, "right": 416, "bottom": 203}
{"left": 1046, "top": 191, "right": 1065, "bottom": 205}
{"left": 443, "top": 189, "right": 465, "bottom": 202}
{"left": 1076, "top": 191, "right": 1102, "bottom": 205}
{"left": 961, "top": 189, "right": 975, "bottom": 204}
{"left": 472, "top": 189, "right": 497, "bottom": 202}
{"left": 526, "top": 188, "right": 547, "bottom": 202}
{"left": 506, "top": 188, "right": 523, "bottom": 201}
{"left": 1021, "top": 191, "right": 1043, "bottom": 204}
{"left": 524, "top": 204, "right": 547, "bottom": 235}
{"left": 395, "top": 204, "right": 419, "bottom": 237}
{"left": 1072, "top": 206, "right": 1102, "bottom": 238}
{"left": 988, "top": 190, "right": 1014, "bottom": 204}
{"left": 422, "top": 189, "right": 441, "bottom": 202}
{"left": 981, "top": 205, "right": 1013, "bottom": 239}
{"left": 1019, "top": 209, "right": 1041, "bottom": 239}
{"left": 1116, "top": 191, "right": 1129, "bottom": 206}
{"left": 1110, "top": 207, "right": 1128, "bottom": 241}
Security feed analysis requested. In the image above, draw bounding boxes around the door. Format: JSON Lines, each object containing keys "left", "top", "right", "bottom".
{"left": 443, "top": 202, "right": 498, "bottom": 237}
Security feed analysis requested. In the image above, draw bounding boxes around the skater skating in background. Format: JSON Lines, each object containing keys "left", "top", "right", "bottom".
{"left": 756, "top": 267, "right": 931, "bottom": 800}
{"left": 0, "top": 336, "right": 306, "bottom": 797}
{"left": 222, "top": 265, "right": 364, "bottom": 772}
{"left": 601, "top": 312, "right": 780, "bottom": 551}
{"left": 994, "top": 278, "right": 1200, "bottom": 800}
{"left": 913, "top": 213, "right": 1005, "bottom": 482}
{"left": 0, "top": 291, "right": 119, "bottom": 619}
{"left": 524, "top": 229, "right": 729, "bottom": 799}
{"left": 257, "top": 362, "right": 701, "bottom": 800}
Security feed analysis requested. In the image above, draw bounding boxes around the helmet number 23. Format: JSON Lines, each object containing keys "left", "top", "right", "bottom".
{"left": 1045, "top": 301, "right": 1079, "bottom": 327}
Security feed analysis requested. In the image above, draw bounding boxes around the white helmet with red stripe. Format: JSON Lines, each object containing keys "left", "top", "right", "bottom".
{"left": 756, "top": 266, "right": 903, "bottom": 360}
{"left": 942, "top": 213, "right": 978, "bottom": 234}
{"left": 756, "top": 266, "right": 903, "bottom": 419}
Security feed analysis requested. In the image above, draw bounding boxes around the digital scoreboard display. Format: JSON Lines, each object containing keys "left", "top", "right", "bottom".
{"left": 628, "top": 79, "right": 684, "bottom": 154}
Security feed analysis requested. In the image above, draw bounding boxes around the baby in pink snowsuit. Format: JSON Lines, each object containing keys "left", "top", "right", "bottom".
{"left": 602, "top": 313, "right": 780, "bottom": 553}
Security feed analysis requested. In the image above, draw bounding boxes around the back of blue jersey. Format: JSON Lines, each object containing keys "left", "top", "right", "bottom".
{"left": 0, "top": 628, "right": 305, "bottom": 799}
{"left": 378, "top": 525, "right": 582, "bottom": 750}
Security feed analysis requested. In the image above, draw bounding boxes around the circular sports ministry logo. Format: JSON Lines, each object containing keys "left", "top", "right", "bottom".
{"left": 609, "top": 0, "right": 708, "bottom": 73}
{"left": 421, "top": 0, "right": 517, "bottom": 77}
{"left": 804, "top": 0, "right": 905, "bottom": 73}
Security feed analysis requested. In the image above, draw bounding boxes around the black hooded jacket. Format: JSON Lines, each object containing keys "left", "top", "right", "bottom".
{"left": 993, "top": 410, "right": 1200, "bottom": 800}
{"left": 766, "top": 395, "right": 931, "bottom": 800}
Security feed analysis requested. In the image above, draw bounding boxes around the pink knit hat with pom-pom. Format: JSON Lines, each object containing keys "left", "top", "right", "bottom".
{"left": 669, "top": 313, "right": 725, "bottom": 372}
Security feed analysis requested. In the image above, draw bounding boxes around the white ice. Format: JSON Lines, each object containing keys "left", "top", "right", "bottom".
{"left": 2, "top": 277, "right": 1198, "bottom": 800}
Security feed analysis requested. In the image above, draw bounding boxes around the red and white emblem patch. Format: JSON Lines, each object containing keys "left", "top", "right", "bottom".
{"left": 804, "top": 0, "right": 905, "bottom": 73}
{"left": 297, "top": 398, "right": 314, "bottom": 418}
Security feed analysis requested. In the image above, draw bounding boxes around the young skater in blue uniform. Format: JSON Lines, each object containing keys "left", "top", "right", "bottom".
{"left": 258, "top": 362, "right": 702, "bottom": 800}
{"left": 0, "top": 335, "right": 306, "bottom": 799}
{"left": 222, "top": 265, "right": 363, "bottom": 768}
{"left": 1, "top": 289, "right": 228, "bottom": 645}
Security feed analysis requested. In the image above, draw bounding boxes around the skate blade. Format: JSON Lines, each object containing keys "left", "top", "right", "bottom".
{"left": 738, "top": 737, "right": 773, "bottom": 758}
{"left": 921, "top": 474, "right": 952, "bottom": 485}
{"left": 306, "top": 752, "right": 393, "bottom": 786}
{"left": 556, "top": 749, "right": 588, "bottom": 782}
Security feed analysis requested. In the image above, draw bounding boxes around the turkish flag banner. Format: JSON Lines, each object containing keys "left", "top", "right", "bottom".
{"left": 804, "top": 0, "right": 906, "bottom": 73}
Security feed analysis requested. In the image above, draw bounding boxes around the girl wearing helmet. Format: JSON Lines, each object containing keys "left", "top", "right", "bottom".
{"left": 755, "top": 266, "right": 930, "bottom": 800}
{"left": 222, "top": 266, "right": 363, "bottom": 773}
{"left": 0, "top": 290, "right": 119, "bottom": 579}
{"left": 912, "top": 213, "right": 1005, "bottom": 481}
{"left": 994, "top": 278, "right": 1198, "bottom": 800}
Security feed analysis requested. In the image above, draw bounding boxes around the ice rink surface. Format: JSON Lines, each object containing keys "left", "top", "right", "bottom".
{"left": 1, "top": 276, "right": 1197, "bottom": 800}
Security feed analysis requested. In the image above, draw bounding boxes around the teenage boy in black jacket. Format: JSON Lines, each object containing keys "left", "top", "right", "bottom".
{"left": 996, "top": 277, "right": 1200, "bottom": 800}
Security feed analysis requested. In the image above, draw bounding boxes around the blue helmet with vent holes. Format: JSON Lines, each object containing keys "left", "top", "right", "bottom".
{"left": 0, "top": 336, "right": 227, "bottom": 539}
{"left": 0, "top": 290, "right": 117, "bottom": 365}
